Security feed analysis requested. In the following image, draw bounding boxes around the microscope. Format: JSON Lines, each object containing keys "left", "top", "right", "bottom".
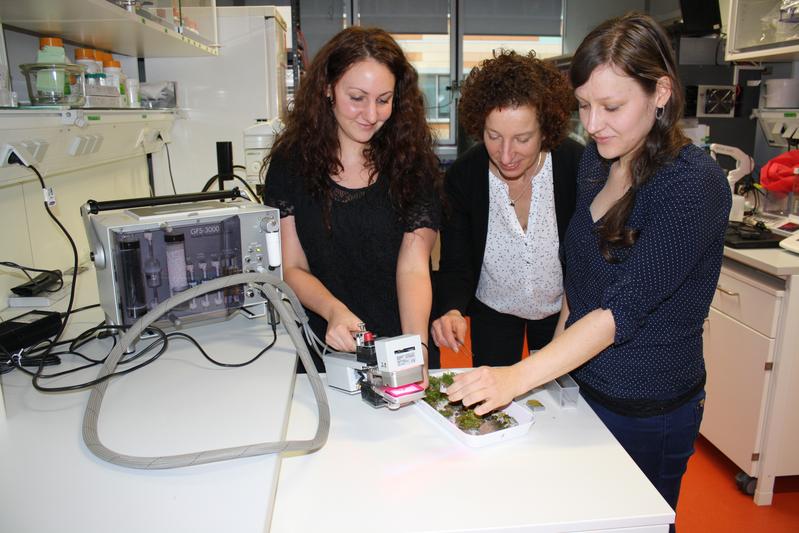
{"left": 322, "top": 325, "right": 426, "bottom": 410}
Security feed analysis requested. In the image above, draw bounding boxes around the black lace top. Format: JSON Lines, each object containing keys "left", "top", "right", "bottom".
{"left": 263, "top": 153, "right": 441, "bottom": 357}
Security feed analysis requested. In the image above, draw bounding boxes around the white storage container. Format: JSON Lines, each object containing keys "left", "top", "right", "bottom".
{"left": 416, "top": 371, "right": 534, "bottom": 447}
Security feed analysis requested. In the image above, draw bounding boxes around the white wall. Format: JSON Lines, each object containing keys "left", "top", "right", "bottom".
{"left": 145, "top": 6, "right": 290, "bottom": 195}
{"left": 0, "top": 158, "right": 150, "bottom": 310}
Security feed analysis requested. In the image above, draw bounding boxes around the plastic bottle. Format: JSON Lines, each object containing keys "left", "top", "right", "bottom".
{"left": 103, "top": 59, "right": 125, "bottom": 97}
{"left": 75, "top": 48, "right": 100, "bottom": 85}
{"left": 37, "top": 37, "right": 66, "bottom": 63}
{"left": 36, "top": 37, "right": 67, "bottom": 97}
{"left": 94, "top": 50, "right": 108, "bottom": 74}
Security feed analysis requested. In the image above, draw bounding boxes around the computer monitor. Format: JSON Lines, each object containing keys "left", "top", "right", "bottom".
{"left": 679, "top": 0, "right": 722, "bottom": 36}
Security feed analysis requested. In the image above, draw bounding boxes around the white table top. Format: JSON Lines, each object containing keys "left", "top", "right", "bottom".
{"left": 0, "top": 303, "right": 298, "bottom": 533}
{"left": 271, "top": 376, "right": 675, "bottom": 533}
{"left": 724, "top": 246, "right": 799, "bottom": 277}
{"left": 1, "top": 270, "right": 673, "bottom": 532}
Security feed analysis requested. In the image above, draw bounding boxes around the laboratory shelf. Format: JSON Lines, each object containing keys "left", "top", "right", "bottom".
{"left": 0, "top": 0, "right": 218, "bottom": 58}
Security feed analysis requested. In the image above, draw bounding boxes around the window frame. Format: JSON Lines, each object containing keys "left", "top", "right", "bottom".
{"left": 341, "top": 0, "right": 563, "bottom": 146}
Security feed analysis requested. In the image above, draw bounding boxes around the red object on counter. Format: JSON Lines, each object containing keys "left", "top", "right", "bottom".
{"left": 760, "top": 149, "right": 799, "bottom": 193}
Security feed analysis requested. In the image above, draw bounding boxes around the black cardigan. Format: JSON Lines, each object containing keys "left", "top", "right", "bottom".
{"left": 435, "top": 138, "right": 584, "bottom": 318}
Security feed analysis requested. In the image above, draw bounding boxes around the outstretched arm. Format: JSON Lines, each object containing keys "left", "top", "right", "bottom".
{"left": 446, "top": 308, "right": 615, "bottom": 415}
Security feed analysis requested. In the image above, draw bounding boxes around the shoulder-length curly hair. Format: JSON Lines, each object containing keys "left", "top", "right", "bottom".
{"left": 266, "top": 26, "right": 440, "bottom": 229}
{"left": 458, "top": 49, "right": 574, "bottom": 152}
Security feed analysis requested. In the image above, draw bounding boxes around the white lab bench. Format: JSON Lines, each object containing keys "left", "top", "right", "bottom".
{"left": 272, "top": 376, "right": 673, "bottom": 533}
{"left": 0, "top": 271, "right": 674, "bottom": 532}
{"left": 0, "top": 272, "right": 299, "bottom": 533}
{"left": 701, "top": 246, "right": 799, "bottom": 505}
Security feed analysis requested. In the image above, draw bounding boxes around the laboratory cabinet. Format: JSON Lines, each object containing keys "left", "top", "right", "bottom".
{"left": 725, "top": 0, "right": 799, "bottom": 61}
{"left": 701, "top": 250, "right": 799, "bottom": 505}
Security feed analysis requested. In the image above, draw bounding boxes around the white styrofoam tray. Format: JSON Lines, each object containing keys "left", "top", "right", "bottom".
{"left": 415, "top": 394, "right": 534, "bottom": 448}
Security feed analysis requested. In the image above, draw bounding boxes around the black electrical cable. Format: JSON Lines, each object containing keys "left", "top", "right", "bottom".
{"left": 24, "top": 322, "right": 158, "bottom": 369}
{"left": 15, "top": 309, "right": 278, "bottom": 391}
{"left": 165, "top": 318, "right": 277, "bottom": 368}
{"left": 201, "top": 172, "right": 260, "bottom": 202}
{"left": 10, "top": 159, "right": 79, "bottom": 362}
{"left": 165, "top": 141, "right": 178, "bottom": 194}
{"left": 24, "top": 326, "right": 169, "bottom": 393}
{"left": 35, "top": 323, "right": 126, "bottom": 365}
{"left": 23, "top": 320, "right": 106, "bottom": 357}
{"left": 0, "top": 261, "right": 64, "bottom": 292}
{"left": 64, "top": 303, "right": 101, "bottom": 316}
{"left": 1, "top": 343, "right": 61, "bottom": 373}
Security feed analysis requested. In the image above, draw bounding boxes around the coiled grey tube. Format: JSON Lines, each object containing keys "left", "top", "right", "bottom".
{"left": 82, "top": 273, "right": 330, "bottom": 469}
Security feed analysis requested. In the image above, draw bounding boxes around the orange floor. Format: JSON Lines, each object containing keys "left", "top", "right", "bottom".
{"left": 439, "top": 334, "right": 799, "bottom": 532}
{"left": 677, "top": 437, "right": 799, "bottom": 532}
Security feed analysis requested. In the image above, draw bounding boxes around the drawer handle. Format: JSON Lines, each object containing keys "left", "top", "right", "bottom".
{"left": 716, "top": 285, "right": 739, "bottom": 297}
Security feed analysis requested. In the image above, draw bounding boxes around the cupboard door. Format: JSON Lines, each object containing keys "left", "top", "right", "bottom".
{"left": 726, "top": 0, "right": 799, "bottom": 61}
{"left": 702, "top": 307, "right": 774, "bottom": 476}
{"left": 713, "top": 270, "right": 782, "bottom": 339}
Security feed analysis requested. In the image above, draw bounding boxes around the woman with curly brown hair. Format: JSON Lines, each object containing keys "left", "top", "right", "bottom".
{"left": 263, "top": 27, "right": 441, "bottom": 373}
{"left": 432, "top": 49, "right": 583, "bottom": 367}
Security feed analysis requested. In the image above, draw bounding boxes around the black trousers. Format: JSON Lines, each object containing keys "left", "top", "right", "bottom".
{"left": 469, "top": 298, "right": 559, "bottom": 367}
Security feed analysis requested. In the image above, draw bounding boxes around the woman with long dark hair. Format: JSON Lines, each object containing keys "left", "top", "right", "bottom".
{"left": 263, "top": 27, "right": 441, "bottom": 374}
{"left": 446, "top": 13, "right": 730, "bottom": 520}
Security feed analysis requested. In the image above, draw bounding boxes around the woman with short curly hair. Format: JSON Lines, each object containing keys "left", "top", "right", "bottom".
{"left": 432, "top": 49, "right": 583, "bottom": 366}
{"left": 263, "top": 27, "right": 441, "bottom": 374}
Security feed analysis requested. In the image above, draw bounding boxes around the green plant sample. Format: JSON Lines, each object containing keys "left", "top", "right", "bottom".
{"left": 423, "top": 372, "right": 518, "bottom": 435}
{"left": 455, "top": 409, "right": 483, "bottom": 431}
{"left": 441, "top": 372, "right": 455, "bottom": 387}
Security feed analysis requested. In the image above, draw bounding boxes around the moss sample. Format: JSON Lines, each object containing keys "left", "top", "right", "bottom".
{"left": 424, "top": 373, "right": 518, "bottom": 435}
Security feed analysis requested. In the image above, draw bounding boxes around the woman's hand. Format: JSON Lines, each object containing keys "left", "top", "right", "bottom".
{"left": 325, "top": 304, "right": 363, "bottom": 352}
{"left": 445, "top": 365, "right": 523, "bottom": 416}
{"left": 431, "top": 310, "right": 468, "bottom": 352}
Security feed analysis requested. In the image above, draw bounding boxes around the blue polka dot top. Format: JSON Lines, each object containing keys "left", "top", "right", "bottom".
{"left": 563, "top": 142, "right": 731, "bottom": 416}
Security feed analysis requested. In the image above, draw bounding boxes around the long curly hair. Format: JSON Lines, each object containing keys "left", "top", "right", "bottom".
{"left": 265, "top": 26, "right": 440, "bottom": 229}
{"left": 458, "top": 49, "right": 574, "bottom": 152}
{"left": 570, "top": 12, "right": 689, "bottom": 262}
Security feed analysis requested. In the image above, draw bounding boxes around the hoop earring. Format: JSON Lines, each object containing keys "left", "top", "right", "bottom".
{"left": 655, "top": 106, "right": 665, "bottom": 120}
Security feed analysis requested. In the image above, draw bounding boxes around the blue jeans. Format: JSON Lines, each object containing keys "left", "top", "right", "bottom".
{"left": 582, "top": 390, "right": 705, "bottom": 530}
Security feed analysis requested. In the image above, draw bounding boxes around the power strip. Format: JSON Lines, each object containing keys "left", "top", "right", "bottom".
{"left": 0, "top": 310, "right": 62, "bottom": 353}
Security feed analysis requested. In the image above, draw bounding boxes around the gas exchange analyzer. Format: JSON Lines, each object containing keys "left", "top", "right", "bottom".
{"left": 81, "top": 189, "right": 281, "bottom": 329}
